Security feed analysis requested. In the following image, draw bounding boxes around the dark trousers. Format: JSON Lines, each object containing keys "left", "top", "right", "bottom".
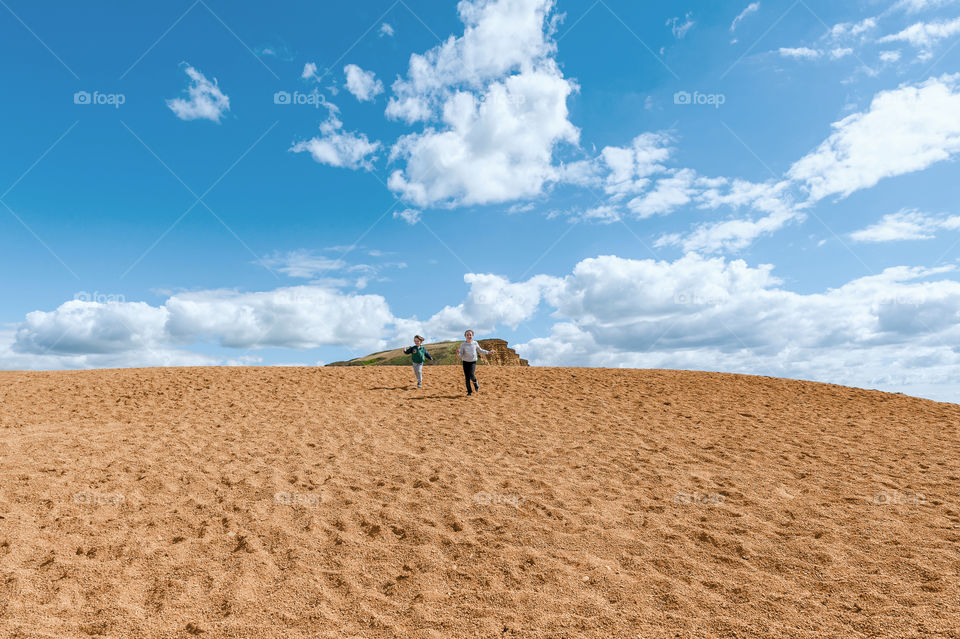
{"left": 462, "top": 360, "right": 478, "bottom": 393}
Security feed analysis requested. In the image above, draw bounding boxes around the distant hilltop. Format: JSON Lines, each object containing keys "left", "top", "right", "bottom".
{"left": 327, "top": 338, "right": 529, "bottom": 367}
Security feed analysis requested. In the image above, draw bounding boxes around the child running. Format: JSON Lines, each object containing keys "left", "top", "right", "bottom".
{"left": 456, "top": 329, "right": 490, "bottom": 396}
{"left": 403, "top": 335, "right": 432, "bottom": 388}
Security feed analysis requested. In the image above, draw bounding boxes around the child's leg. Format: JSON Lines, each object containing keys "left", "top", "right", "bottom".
{"left": 412, "top": 363, "right": 422, "bottom": 386}
{"left": 462, "top": 361, "right": 473, "bottom": 393}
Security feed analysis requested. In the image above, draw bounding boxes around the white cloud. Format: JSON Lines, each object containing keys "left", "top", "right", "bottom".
{"left": 290, "top": 95, "right": 381, "bottom": 170}
{"left": 386, "top": 0, "right": 564, "bottom": 122}
{"left": 388, "top": 67, "right": 578, "bottom": 206}
{"left": 488, "top": 254, "right": 960, "bottom": 400}
{"left": 14, "top": 300, "right": 170, "bottom": 355}
{"left": 259, "top": 249, "right": 404, "bottom": 290}
{"left": 8, "top": 252, "right": 960, "bottom": 400}
{"left": 344, "top": 64, "right": 384, "bottom": 102}
{"left": 163, "top": 287, "right": 393, "bottom": 351}
{"left": 166, "top": 65, "right": 230, "bottom": 123}
{"left": 614, "top": 75, "right": 960, "bottom": 253}
{"left": 9, "top": 286, "right": 399, "bottom": 363}
{"left": 291, "top": 133, "right": 380, "bottom": 170}
{"left": 825, "top": 17, "right": 877, "bottom": 40}
{"left": 384, "top": 0, "right": 578, "bottom": 207}
{"left": 658, "top": 179, "right": 802, "bottom": 253}
{"left": 787, "top": 73, "right": 960, "bottom": 201}
{"left": 776, "top": 46, "right": 851, "bottom": 61}
{"left": 627, "top": 168, "right": 697, "bottom": 218}
{"left": 302, "top": 62, "right": 318, "bottom": 80}
{"left": 850, "top": 208, "right": 960, "bottom": 242}
{"left": 418, "top": 273, "right": 559, "bottom": 338}
{"left": 879, "top": 50, "right": 903, "bottom": 63}
{"left": 878, "top": 17, "right": 960, "bottom": 48}
{"left": 667, "top": 12, "right": 695, "bottom": 39}
{"left": 379, "top": 22, "right": 395, "bottom": 37}
{"left": 394, "top": 208, "right": 421, "bottom": 225}
{"left": 731, "top": 3, "right": 760, "bottom": 32}
{"left": 600, "top": 132, "right": 673, "bottom": 198}
{"left": 779, "top": 47, "right": 821, "bottom": 59}
{"left": 0, "top": 327, "right": 229, "bottom": 370}
{"left": 261, "top": 251, "right": 348, "bottom": 278}
{"left": 892, "top": 0, "right": 959, "bottom": 13}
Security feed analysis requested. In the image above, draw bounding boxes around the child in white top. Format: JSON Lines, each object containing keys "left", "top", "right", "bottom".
{"left": 456, "top": 329, "right": 490, "bottom": 396}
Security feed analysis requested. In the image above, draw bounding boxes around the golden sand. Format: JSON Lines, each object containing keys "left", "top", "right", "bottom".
{"left": 1, "top": 366, "right": 958, "bottom": 638}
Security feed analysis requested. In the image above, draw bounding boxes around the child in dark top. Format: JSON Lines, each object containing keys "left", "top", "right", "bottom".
{"left": 403, "top": 335, "right": 433, "bottom": 388}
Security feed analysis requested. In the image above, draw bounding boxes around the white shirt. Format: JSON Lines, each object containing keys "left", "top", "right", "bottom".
{"left": 458, "top": 340, "right": 490, "bottom": 362}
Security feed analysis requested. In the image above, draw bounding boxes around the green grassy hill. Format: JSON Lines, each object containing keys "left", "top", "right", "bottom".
{"left": 326, "top": 339, "right": 528, "bottom": 367}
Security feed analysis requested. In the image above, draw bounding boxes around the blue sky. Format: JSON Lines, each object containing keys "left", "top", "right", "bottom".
{"left": 2, "top": 0, "right": 960, "bottom": 401}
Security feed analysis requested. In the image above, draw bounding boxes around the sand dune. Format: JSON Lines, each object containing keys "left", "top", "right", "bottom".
{"left": 1, "top": 366, "right": 958, "bottom": 638}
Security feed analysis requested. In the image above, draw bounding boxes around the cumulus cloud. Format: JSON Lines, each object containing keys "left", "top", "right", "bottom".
{"left": 379, "top": 22, "right": 395, "bottom": 37}
{"left": 493, "top": 254, "right": 960, "bottom": 400}
{"left": 302, "top": 62, "right": 318, "bottom": 80}
{"left": 163, "top": 287, "right": 393, "bottom": 350}
{"left": 10, "top": 286, "right": 397, "bottom": 362}
{"left": 290, "top": 95, "right": 381, "bottom": 170}
{"left": 344, "top": 64, "right": 384, "bottom": 101}
{"left": 417, "top": 273, "right": 560, "bottom": 338}
{"left": 7, "top": 252, "right": 960, "bottom": 400}
{"left": 384, "top": 0, "right": 579, "bottom": 207}
{"left": 14, "top": 300, "right": 170, "bottom": 355}
{"left": 787, "top": 73, "right": 960, "bottom": 201}
{"left": 850, "top": 208, "right": 960, "bottom": 242}
{"left": 166, "top": 65, "right": 230, "bottom": 123}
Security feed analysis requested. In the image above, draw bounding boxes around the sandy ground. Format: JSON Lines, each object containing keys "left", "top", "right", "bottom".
{"left": 0, "top": 366, "right": 958, "bottom": 639}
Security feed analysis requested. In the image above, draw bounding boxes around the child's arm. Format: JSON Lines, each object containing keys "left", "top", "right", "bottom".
{"left": 403, "top": 346, "right": 415, "bottom": 355}
{"left": 424, "top": 349, "right": 433, "bottom": 361}
{"left": 476, "top": 343, "right": 492, "bottom": 355}
{"left": 455, "top": 343, "right": 463, "bottom": 359}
